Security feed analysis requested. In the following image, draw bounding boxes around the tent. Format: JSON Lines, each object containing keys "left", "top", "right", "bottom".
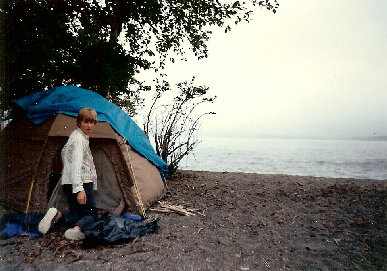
{"left": 0, "top": 86, "right": 168, "bottom": 216}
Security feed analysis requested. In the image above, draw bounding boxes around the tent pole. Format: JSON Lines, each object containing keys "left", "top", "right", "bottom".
{"left": 133, "top": 183, "right": 146, "bottom": 218}
{"left": 123, "top": 139, "right": 147, "bottom": 218}
{"left": 25, "top": 133, "right": 50, "bottom": 214}
{"left": 25, "top": 180, "right": 35, "bottom": 214}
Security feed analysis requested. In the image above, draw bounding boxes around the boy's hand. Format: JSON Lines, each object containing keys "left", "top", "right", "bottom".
{"left": 77, "top": 190, "right": 87, "bottom": 205}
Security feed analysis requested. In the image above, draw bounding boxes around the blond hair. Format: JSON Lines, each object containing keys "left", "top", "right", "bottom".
{"left": 77, "top": 108, "right": 97, "bottom": 126}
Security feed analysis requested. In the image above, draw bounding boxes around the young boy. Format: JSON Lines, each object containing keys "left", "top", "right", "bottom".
{"left": 39, "top": 108, "right": 98, "bottom": 240}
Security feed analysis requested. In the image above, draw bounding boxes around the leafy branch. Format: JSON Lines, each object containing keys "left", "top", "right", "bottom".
{"left": 143, "top": 76, "right": 216, "bottom": 176}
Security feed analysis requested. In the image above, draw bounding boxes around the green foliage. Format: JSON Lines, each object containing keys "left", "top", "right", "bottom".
{"left": 143, "top": 76, "right": 216, "bottom": 176}
{"left": 0, "top": 0, "right": 278, "bottom": 114}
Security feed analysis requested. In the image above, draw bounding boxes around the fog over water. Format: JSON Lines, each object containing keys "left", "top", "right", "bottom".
{"left": 131, "top": 1, "right": 387, "bottom": 178}
{"left": 138, "top": 0, "right": 387, "bottom": 140}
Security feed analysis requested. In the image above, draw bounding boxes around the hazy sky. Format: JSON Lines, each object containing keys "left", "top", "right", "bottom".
{"left": 139, "top": 0, "right": 387, "bottom": 139}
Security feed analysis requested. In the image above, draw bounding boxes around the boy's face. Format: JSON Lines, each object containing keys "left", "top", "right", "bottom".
{"left": 79, "top": 120, "right": 95, "bottom": 135}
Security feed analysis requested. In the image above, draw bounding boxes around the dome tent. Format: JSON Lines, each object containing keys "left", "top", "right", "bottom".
{"left": 0, "top": 86, "right": 167, "bottom": 216}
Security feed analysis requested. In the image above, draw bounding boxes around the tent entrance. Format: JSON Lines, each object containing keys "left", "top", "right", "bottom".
{"left": 48, "top": 147, "right": 123, "bottom": 212}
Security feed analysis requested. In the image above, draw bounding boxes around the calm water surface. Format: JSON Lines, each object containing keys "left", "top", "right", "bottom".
{"left": 179, "top": 137, "right": 387, "bottom": 180}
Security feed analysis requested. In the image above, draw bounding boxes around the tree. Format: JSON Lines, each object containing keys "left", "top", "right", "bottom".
{"left": 143, "top": 76, "right": 215, "bottom": 176}
{"left": 0, "top": 0, "right": 279, "bottom": 115}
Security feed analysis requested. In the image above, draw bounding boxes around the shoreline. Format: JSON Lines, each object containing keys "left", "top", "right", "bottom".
{"left": 1, "top": 170, "right": 386, "bottom": 270}
{"left": 178, "top": 169, "right": 387, "bottom": 181}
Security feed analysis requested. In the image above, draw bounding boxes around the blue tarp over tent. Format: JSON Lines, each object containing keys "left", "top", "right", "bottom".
{"left": 11, "top": 85, "right": 168, "bottom": 180}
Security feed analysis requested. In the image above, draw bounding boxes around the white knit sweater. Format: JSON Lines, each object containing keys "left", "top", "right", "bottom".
{"left": 61, "top": 128, "right": 97, "bottom": 193}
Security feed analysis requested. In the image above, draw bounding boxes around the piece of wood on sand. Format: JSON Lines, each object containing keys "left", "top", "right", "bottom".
{"left": 149, "top": 201, "right": 202, "bottom": 216}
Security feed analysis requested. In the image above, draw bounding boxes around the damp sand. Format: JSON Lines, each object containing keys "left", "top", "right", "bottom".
{"left": 1, "top": 170, "right": 386, "bottom": 270}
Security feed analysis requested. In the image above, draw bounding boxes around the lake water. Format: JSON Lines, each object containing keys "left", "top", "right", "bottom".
{"left": 179, "top": 137, "right": 387, "bottom": 180}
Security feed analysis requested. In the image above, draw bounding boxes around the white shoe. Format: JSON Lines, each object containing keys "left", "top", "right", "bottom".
{"left": 38, "top": 207, "right": 58, "bottom": 235}
{"left": 64, "top": 228, "right": 85, "bottom": 240}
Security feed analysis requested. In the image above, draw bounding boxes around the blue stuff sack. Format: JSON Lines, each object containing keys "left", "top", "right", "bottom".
{"left": 122, "top": 212, "right": 143, "bottom": 222}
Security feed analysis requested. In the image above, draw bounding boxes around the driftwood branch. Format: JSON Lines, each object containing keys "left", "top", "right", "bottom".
{"left": 149, "top": 201, "right": 202, "bottom": 216}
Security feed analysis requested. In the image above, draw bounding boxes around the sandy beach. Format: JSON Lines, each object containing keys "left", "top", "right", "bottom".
{"left": 1, "top": 170, "right": 386, "bottom": 270}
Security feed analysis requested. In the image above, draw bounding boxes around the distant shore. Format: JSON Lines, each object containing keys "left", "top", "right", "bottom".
{"left": 350, "top": 135, "right": 387, "bottom": 141}
{"left": 1, "top": 170, "right": 386, "bottom": 270}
